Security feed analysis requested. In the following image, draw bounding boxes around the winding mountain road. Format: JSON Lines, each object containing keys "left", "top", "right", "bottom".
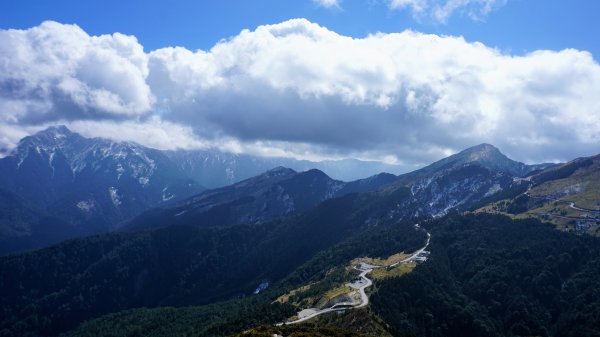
{"left": 524, "top": 191, "right": 600, "bottom": 220}
{"left": 354, "top": 267, "right": 373, "bottom": 308}
{"left": 280, "top": 223, "right": 430, "bottom": 325}
{"left": 568, "top": 202, "right": 600, "bottom": 214}
{"left": 526, "top": 191, "right": 598, "bottom": 212}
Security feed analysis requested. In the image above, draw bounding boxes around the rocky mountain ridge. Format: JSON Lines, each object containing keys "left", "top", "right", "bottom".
{"left": 127, "top": 166, "right": 396, "bottom": 230}
{"left": 0, "top": 126, "right": 203, "bottom": 252}
{"left": 0, "top": 126, "right": 562, "bottom": 254}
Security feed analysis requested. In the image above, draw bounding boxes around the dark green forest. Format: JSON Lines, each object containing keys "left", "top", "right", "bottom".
{"left": 63, "top": 220, "right": 425, "bottom": 337}
{"left": 3, "top": 203, "right": 600, "bottom": 337}
{"left": 371, "top": 214, "right": 600, "bottom": 337}
{"left": 64, "top": 214, "right": 600, "bottom": 337}
{"left": 0, "top": 189, "right": 419, "bottom": 337}
{"left": 60, "top": 218, "right": 425, "bottom": 337}
{"left": 62, "top": 300, "right": 296, "bottom": 337}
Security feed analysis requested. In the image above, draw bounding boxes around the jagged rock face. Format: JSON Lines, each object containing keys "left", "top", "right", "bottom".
{"left": 377, "top": 143, "right": 558, "bottom": 219}
{"left": 0, "top": 126, "right": 203, "bottom": 234}
{"left": 0, "top": 126, "right": 560, "bottom": 255}
{"left": 0, "top": 126, "right": 400, "bottom": 253}
{"left": 365, "top": 164, "right": 515, "bottom": 223}
{"left": 408, "top": 165, "right": 514, "bottom": 217}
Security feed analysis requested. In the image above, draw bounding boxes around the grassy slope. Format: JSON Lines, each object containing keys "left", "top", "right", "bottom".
{"left": 477, "top": 155, "right": 600, "bottom": 235}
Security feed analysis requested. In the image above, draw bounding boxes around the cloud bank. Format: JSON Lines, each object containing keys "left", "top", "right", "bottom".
{"left": 1, "top": 19, "right": 599, "bottom": 167}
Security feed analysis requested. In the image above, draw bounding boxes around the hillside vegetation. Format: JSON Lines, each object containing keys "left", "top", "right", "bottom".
{"left": 371, "top": 214, "right": 600, "bottom": 337}
{"left": 478, "top": 155, "right": 600, "bottom": 235}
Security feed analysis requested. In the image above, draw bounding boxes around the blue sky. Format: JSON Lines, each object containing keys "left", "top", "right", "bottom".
{"left": 0, "top": 0, "right": 599, "bottom": 168}
{"left": 2, "top": 0, "right": 598, "bottom": 58}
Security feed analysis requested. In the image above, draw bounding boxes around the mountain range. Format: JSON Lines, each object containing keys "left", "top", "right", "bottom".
{"left": 0, "top": 127, "right": 401, "bottom": 253}
{"left": 164, "top": 148, "right": 402, "bottom": 188}
{"left": 0, "top": 126, "right": 552, "bottom": 254}
{"left": 127, "top": 167, "right": 400, "bottom": 231}
{"left": 0, "top": 126, "right": 203, "bottom": 253}
{"left": 2, "top": 126, "right": 599, "bottom": 337}
{"left": 126, "top": 142, "right": 555, "bottom": 233}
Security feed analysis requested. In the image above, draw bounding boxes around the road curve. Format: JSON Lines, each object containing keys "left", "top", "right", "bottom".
{"left": 569, "top": 202, "right": 600, "bottom": 214}
{"left": 280, "top": 223, "right": 430, "bottom": 325}
{"left": 283, "top": 265, "right": 373, "bottom": 325}
{"left": 525, "top": 191, "right": 600, "bottom": 214}
{"left": 353, "top": 266, "right": 374, "bottom": 308}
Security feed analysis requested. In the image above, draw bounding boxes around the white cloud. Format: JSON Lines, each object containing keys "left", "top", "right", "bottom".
{"left": 68, "top": 118, "right": 209, "bottom": 151}
{"left": 389, "top": 0, "right": 428, "bottom": 15}
{"left": 70, "top": 119, "right": 344, "bottom": 162}
{"left": 1, "top": 19, "right": 600, "bottom": 167}
{"left": 389, "top": 0, "right": 507, "bottom": 23}
{"left": 0, "top": 124, "right": 47, "bottom": 156}
{"left": 0, "top": 21, "right": 154, "bottom": 123}
{"left": 313, "top": 0, "right": 342, "bottom": 9}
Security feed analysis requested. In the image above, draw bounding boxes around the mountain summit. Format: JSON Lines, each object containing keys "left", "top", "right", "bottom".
{"left": 384, "top": 143, "right": 558, "bottom": 218}
{"left": 412, "top": 143, "right": 552, "bottom": 178}
{"left": 26, "top": 125, "right": 74, "bottom": 141}
{"left": 449, "top": 143, "right": 527, "bottom": 175}
{"left": 0, "top": 126, "right": 204, "bottom": 253}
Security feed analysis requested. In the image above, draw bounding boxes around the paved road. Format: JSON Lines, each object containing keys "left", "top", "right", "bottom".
{"left": 283, "top": 265, "right": 373, "bottom": 325}
{"left": 278, "top": 307, "right": 336, "bottom": 325}
{"left": 541, "top": 212, "right": 595, "bottom": 221}
{"left": 280, "top": 223, "right": 430, "bottom": 325}
{"left": 353, "top": 266, "right": 373, "bottom": 308}
{"left": 526, "top": 191, "right": 599, "bottom": 212}
{"left": 569, "top": 202, "right": 600, "bottom": 214}
{"left": 525, "top": 192, "right": 600, "bottom": 220}
{"left": 391, "top": 224, "right": 431, "bottom": 267}
{"left": 404, "top": 227, "right": 430, "bottom": 263}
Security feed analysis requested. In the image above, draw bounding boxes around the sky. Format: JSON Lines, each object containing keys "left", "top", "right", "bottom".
{"left": 0, "top": 0, "right": 599, "bottom": 170}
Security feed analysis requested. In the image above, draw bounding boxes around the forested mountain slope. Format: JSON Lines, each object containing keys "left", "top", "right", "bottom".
{"left": 371, "top": 214, "right": 600, "bottom": 337}
{"left": 0, "top": 188, "right": 418, "bottom": 336}
{"left": 127, "top": 167, "right": 396, "bottom": 231}
{"left": 59, "top": 214, "right": 600, "bottom": 337}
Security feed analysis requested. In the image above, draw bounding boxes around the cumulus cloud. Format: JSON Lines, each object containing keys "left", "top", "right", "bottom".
{"left": 389, "top": 0, "right": 507, "bottom": 23}
{"left": 0, "top": 21, "right": 153, "bottom": 124}
{"left": 69, "top": 117, "right": 209, "bottom": 151}
{"left": 1, "top": 19, "right": 600, "bottom": 167}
